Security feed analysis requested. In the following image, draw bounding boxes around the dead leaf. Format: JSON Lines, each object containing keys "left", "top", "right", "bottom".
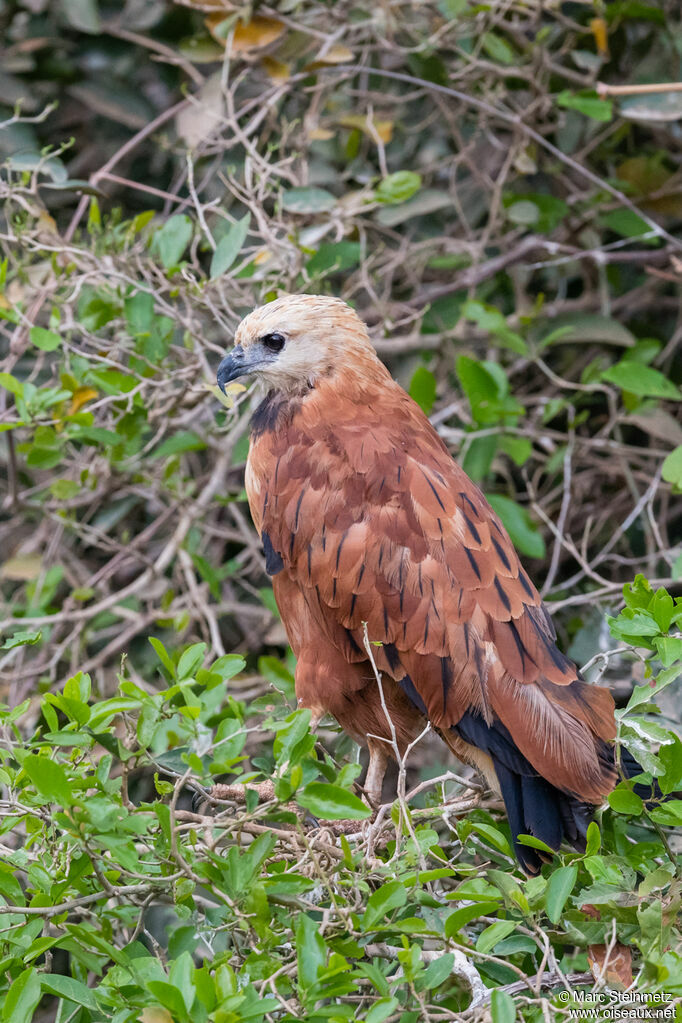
{"left": 1, "top": 554, "right": 43, "bottom": 581}
{"left": 306, "top": 44, "right": 353, "bottom": 70}
{"left": 260, "top": 56, "right": 290, "bottom": 81}
{"left": 176, "top": 73, "right": 224, "bottom": 149}
{"left": 208, "top": 381, "right": 245, "bottom": 410}
{"left": 308, "top": 127, "right": 335, "bottom": 141}
{"left": 588, "top": 942, "right": 633, "bottom": 989}
{"left": 614, "top": 155, "right": 682, "bottom": 214}
{"left": 624, "top": 408, "right": 682, "bottom": 446}
{"left": 589, "top": 17, "right": 609, "bottom": 57}
{"left": 207, "top": 14, "right": 285, "bottom": 53}
{"left": 253, "top": 248, "right": 273, "bottom": 266}
{"left": 67, "top": 387, "right": 98, "bottom": 417}
{"left": 337, "top": 114, "right": 393, "bottom": 144}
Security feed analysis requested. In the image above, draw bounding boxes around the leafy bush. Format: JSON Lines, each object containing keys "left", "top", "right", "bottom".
{"left": 0, "top": 578, "right": 681, "bottom": 1021}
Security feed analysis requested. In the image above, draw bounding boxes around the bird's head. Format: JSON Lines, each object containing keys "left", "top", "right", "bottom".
{"left": 216, "top": 294, "right": 379, "bottom": 396}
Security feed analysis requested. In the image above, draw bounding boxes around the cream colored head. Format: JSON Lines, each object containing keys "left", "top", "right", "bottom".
{"left": 217, "top": 294, "right": 378, "bottom": 395}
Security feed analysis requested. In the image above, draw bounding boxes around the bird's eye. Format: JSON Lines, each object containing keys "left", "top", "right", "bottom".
{"left": 262, "top": 332, "right": 285, "bottom": 353}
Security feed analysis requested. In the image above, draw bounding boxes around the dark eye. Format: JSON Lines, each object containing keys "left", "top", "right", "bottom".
{"left": 262, "top": 332, "right": 285, "bottom": 353}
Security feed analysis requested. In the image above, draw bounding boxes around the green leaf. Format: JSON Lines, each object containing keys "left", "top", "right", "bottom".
{"left": 498, "top": 435, "right": 532, "bottom": 467}
{"left": 149, "top": 636, "right": 176, "bottom": 678}
{"left": 0, "top": 372, "right": 23, "bottom": 397}
{"left": 418, "top": 954, "right": 455, "bottom": 991}
{"left": 515, "top": 834, "right": 556, "bottom": 854}
{"left": 2, "top": 630, "right": 42, "bottom": 649}
{"left": 281, "top": 187, "right": 335, "bottom": 213}
{"left": 608, "top": 787, "right": 645, "bottom": 816}
{"left": 456, "top": 356, "right": 523, "bottom": 426}
{"left": 481, "top": 31, "right": 516, "bottom": 65}
{"left": 621, "top": 91, "right": 682, "bottom": 123}
{"left": 545, "top": 864, "right": 578, "bottom": 923}
{"left": 124, "top": 290, "right": 154, "bottom": 334}
{"left": 487, "top": 494, "right": 546, "bottom": 559}
{"left": 40, "top": 975, "right": 99, "bottom": 1010}
{"left": 506, "top": 199, "right": 539, "bottom": 225}
{"left": 146, "top": 980, "right": 190, "bottom": 1020}
{"left": 62, "top": 0, "right": 101, "bottom": 33}
{"left": 177, "top": 642, "right": 206, "bottom": 680}
{"left": 602, "top": 208, "right": 656, "bottom": 240}
{"left": 468, "top": 821, "right": 512, "bottom": 856}
{"left": 297, "top": 782, "right": 371, "bottom": 820}
{"left": 375, "top": 187, "right": 451, "bottom": 226}
{"left": 476, "top": 919, "right": 517, "bottom": 954}
{"left": 2, "top": 968, "right": 42, "bottom": 1023}
{"left": 491, "top": 988, "right": 517, "bottom": 1023}
{"left": 438, "top": 0, "right": 468, "bottom": 14}
{"left": 539, "top": 313, "right": 635, "bottom": 348}
{"left": 296, "top": 913, "right": 326, "bottom": 991}
{"left": 29, "top": 326, "right": 61, "bottom": 351}
{"left": 306, "top": 241, "right": 361, "bottom": 276}
{"left": 50, "top": 479, "right": 80, "bottom": 500}
{"left": 504, "top": 193, "right": 568, "bottom": 233}
{"left": 22, "top": 753, "right": 74, "bottom": 806}
{"left": 153, "top": 214, "right": 193, "bottom": 268}
{"left": 601, "top": 362, "right": 681, "bottom": 400}
{"left": 376, "top": 171, "right": 422, "bottom": 204}
{"left": 648, "top": 800, "right": 682, "bottom": 826}
{"left": 462, "top": 300, "right": 528, "bottom": 355}
{"left": 662, "top": 447, "right": 682, "bottom": 489}
{"left": 365, "top": 997, "right": 399, "bottom": 1023}
{"left": 210, "top": 214, "right": 251, "bottom": 278}
{"left": 152, "top": 431, "right": 206, "bottom": 458}
{"left": 363, "top": 880, "right": 407, "bottom": 928}
{"left": 557, "top": 90, "right": 613, "bottom": 121}
{"left": 445, "top": 901, "right": 498, "bottom": 938}
{"left": 273, "top": 708, "right": 312, "bottom": 767}
{"left": 410, "top": 366, "right": 437, "bottom": 414}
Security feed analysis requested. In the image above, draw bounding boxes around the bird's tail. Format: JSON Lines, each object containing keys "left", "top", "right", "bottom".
{"left": 449, "top": 711, "right": 675, "bottom": 875}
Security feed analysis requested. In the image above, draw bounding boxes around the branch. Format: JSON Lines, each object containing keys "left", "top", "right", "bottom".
{"left": 597, "top": 81, "right": 682, "bottom": 97}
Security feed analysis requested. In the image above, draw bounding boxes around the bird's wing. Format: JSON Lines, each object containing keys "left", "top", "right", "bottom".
{"left": 250, "top": 379, "right": 615, "bottom": 801}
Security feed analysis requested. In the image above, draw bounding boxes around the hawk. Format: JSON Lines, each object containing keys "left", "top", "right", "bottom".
{"left": 217, "top": 294, "right": 643, "bottom": 873}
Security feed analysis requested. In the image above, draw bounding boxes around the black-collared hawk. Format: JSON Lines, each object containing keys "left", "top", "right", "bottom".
{"left": 217, "top": 294, "right": 639, "bottom": 874}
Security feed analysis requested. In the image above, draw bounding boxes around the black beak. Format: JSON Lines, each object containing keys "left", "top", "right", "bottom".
{"left": 216, "top": 346, "right": 246, "bottom": 394}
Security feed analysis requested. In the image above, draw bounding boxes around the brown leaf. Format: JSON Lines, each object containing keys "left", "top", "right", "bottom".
{"left": 588, "top": 942, "right": 633, "bottom": 989}
{"left": 589, "top": 17, "right": 609, "bottom": 57}
{"left": 1, "top": 554, "right": 43, "bottom": 581}
{"left": 337, "top": 114, "right": 394, "bottom": 144}
{"left": 67, "top": 387, "right": 99, "bottom": 417}
{"left": 207, "top": 14, "right": 285, "bottom": 53}
{"left": 260, "top": 56, "right": 291, "bottom": 81}
{"left": 305, "top": 44, "right": 354, "bottom": 70}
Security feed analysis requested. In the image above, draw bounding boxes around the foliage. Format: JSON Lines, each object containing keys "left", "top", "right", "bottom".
{"left": 1, "top": 0, "right": 682, "bottom": 1018}
{"left": 0, "top": 584, "right": 680, "bottom": 1021}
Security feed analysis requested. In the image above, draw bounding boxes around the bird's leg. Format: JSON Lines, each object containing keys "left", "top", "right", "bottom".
{"left": 364, "top": 738, "right": 389, "bottom": 808}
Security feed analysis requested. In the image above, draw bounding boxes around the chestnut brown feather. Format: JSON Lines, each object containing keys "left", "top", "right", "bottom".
{"left": 229, "top": 294, "right": 626, "bottom": 871}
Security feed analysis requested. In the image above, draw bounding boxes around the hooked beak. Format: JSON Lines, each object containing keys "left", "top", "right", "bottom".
{"left": 216, "top": 345, "right": 247, "bottom": 394}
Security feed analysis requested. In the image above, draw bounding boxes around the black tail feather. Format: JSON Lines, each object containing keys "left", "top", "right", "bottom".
{"left": 453, "top": 711, "right": 595, "bottom": 874}
{"left": 452, "top": 713, "right": 676, "bottom": 874}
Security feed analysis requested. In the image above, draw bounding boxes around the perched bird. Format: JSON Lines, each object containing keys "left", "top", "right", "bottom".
{"left": 217, "top": 294, "right": 643, "bottom": 874}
